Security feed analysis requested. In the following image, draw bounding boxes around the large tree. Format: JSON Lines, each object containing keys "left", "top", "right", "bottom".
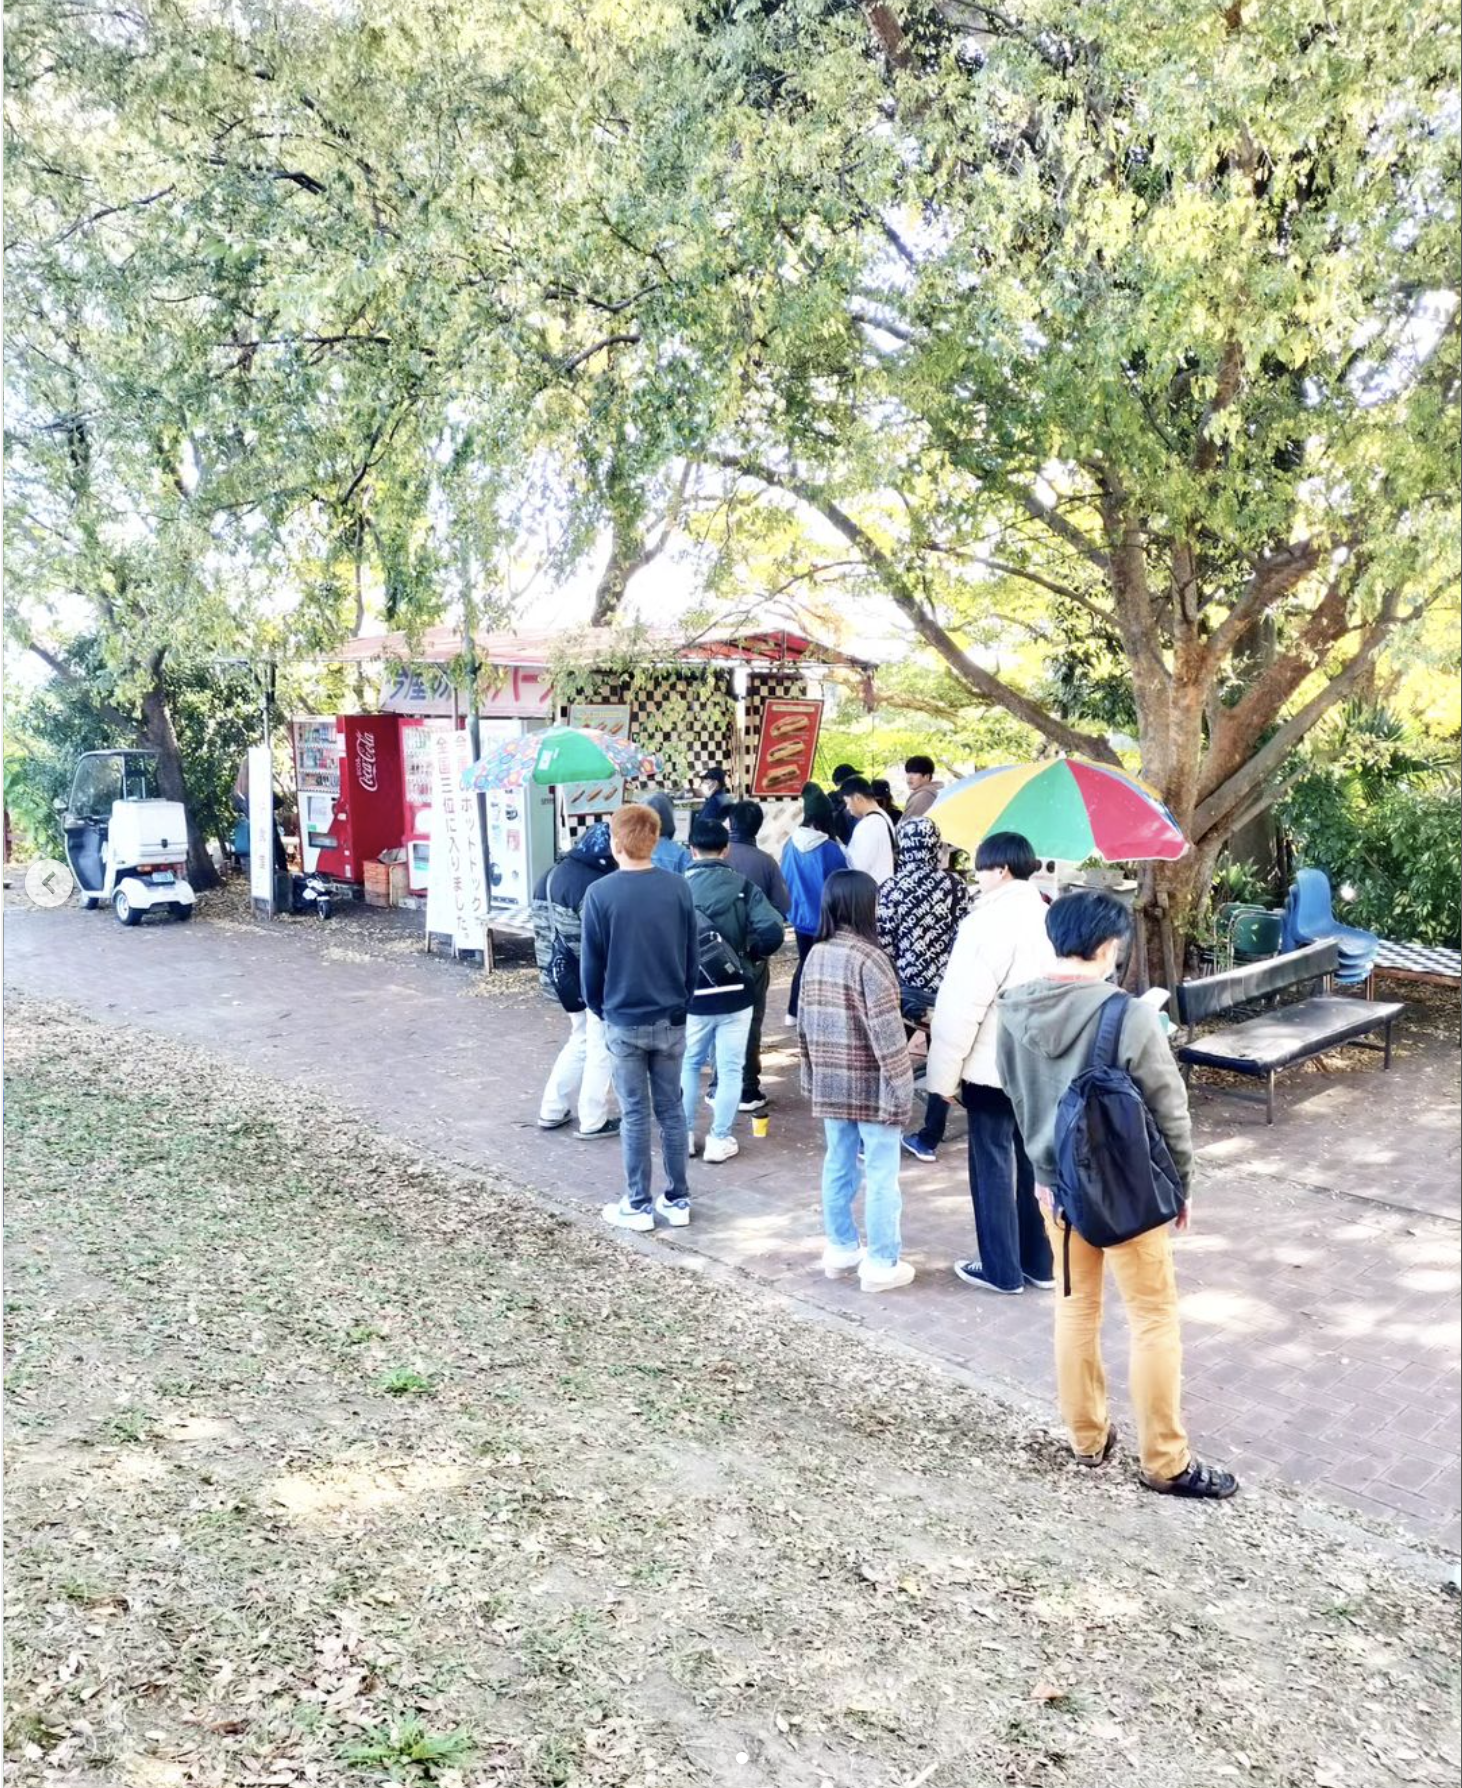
{"left": 528, "top": 0, "right": 1459, "bottom": 947}
{"left": 7, "top": 0, "right": 1457, "bottom": 952}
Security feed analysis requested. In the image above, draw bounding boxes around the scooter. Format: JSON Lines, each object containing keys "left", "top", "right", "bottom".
{"left": 59, "top": 749, "right": 197, "bottom": 925}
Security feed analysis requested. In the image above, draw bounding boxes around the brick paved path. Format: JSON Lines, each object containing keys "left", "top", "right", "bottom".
{"left": 6, "top": 903, "right": 1458, "bottom": 1551}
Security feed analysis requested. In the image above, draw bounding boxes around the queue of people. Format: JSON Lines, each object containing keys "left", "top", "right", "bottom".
{"left": 530, "top": 758, "right": 1237, "bottom": 1502}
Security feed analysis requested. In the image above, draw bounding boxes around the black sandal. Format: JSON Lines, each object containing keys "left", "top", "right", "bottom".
{"left": 1140, "top": 1458, "right": 1239, "bottom": 1500}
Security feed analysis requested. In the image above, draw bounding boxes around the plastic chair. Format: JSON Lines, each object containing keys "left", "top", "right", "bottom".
{"left": 1282, "top": 869, "right": 1379, "bottom": 985}
{"left": 1231, "top": 908, "right": 1284, "bottom": 964}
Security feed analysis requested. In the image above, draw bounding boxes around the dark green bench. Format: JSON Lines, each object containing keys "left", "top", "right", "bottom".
{"left": 1174, "top": 940, "right": 1405, "bottom": 1124}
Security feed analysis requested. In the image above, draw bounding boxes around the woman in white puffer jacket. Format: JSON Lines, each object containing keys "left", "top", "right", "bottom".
{"left": 925, "top": 832, "right": 1057, "bottom": 1295}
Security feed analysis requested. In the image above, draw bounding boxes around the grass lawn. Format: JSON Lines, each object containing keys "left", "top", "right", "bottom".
{"left": 4, "top": 995, "right": 1458, "bottom": 1787}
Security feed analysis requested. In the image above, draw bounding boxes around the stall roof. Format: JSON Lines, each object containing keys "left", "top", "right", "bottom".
{"left": 330, "top": 625, "right": 872, "bottom": 674}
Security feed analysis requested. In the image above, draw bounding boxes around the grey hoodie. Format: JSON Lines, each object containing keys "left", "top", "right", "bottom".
{"left": 996, "top": 978, "right": 1194, "bottom": 1192}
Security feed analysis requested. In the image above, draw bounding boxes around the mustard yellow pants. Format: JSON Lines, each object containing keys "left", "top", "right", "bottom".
{"left": 1042, "top": 1210, "right": 1190, "bottom": 1481}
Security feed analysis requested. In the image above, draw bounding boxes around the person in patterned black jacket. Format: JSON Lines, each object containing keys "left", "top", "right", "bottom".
{"left": 876, "top": 816, "right": 970, "bottom": 1163}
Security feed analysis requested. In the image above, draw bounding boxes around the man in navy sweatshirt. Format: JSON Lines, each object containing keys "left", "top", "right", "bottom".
{"left": 581, "top": 802, "right": 701, "bottom": 1231}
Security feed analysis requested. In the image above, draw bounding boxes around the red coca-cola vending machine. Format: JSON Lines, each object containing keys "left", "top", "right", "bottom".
{"left": 292, "top": 715, "right": 406, "bottom": 886}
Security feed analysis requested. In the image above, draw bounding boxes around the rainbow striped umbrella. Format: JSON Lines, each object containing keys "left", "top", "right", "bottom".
{"left": 927, "top": 757, "right": 1188, "bottom": 862}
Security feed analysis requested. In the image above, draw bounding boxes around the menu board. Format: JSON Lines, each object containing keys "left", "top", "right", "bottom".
{"left": 750, "top": 699, "right": 823, "bottom": 799}
{"left": 562, "top": 703, "right": 630, "bottom": 817}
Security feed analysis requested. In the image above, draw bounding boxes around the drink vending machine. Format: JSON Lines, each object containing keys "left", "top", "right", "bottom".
{"left": 292, "top": 716, "right": 407, "bottom": 885}
{"left": 398, "top": 717, "right": 446, "bottom": 896}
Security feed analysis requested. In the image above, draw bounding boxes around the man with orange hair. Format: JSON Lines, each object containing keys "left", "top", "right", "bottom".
{"left": 581, "top": 803, "right": 701, "bottom": 1231}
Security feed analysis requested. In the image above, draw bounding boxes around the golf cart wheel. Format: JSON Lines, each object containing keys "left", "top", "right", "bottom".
{"left": 172, "top": 902, "right": 194, "bottom": 922}
{"left": 112, "top": 888, "right": 141, "bottom": 927}
{"left": 316, "top": 897, "right": 332, "bottom": 922}
{"left": 80, "top": 895, "right": 100, "bottom": 911}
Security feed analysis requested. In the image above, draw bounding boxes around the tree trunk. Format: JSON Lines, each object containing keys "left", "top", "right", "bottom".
{"left": 141, "top": 670, "right": 220, "bottom": 891}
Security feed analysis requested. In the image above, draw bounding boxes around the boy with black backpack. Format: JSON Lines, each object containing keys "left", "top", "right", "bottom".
{"left": 997, "top": 890, "right": 1238, "bottom": 1501}
{"left": 681, "top": 817, "right": 786, "bottom": 1163}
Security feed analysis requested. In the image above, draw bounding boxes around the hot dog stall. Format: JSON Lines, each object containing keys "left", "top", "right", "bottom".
{"left": 320, "top": 626, "right": 871, "bottom": 936}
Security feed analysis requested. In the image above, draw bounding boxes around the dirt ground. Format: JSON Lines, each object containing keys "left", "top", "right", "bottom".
{"left": 3, "top": 995, "right": 1459, "bottom": 1788}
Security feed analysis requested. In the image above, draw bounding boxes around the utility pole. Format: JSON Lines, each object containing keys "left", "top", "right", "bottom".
{"left": 460, "top": 542, "right": 496, "bottom": 973}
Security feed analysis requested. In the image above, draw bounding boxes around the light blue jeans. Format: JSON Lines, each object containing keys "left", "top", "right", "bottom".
{"left": 681, "top": 1007, "right": 754, "bottom": 1140}
{"left": 822, "top": 1120, "right": 904, "bottom": 1267}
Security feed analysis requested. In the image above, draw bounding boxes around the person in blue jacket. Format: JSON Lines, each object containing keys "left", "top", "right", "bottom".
{"left": 780, "top": 785, "right": 848, "bottom": 1020}
{"left": 645, "top": 792, "right": 691, "bottom": 874}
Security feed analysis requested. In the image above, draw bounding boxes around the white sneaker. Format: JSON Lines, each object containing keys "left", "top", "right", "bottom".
{"left": 601, "top": 1199, "right": 654, "bottom": 1232}
{"left": 688, "top": 1133, "right": 699, "bottom": 1157}
{"left": 822, "top": 1243, "right": 865, "bottom": 1278}
{"left": 702, "top": 1135, "right": 739, "bottom": 1164}
{"left": 655, "top": 1196, "right": 691, "bottom": 1228}
{"left": 859, "top": 1259, "right": 916, "bottom": 1293}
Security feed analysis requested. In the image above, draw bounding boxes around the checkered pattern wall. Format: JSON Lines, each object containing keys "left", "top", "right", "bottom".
{"left": 558, "top": 665, "right": 811, "bottom": 844}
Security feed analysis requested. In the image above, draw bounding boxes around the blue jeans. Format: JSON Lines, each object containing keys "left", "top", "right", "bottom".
{"left": 605, "top": 1020, "right": 690, "bottom": 1211}
{"left": 682, "top": 1007, "right": 754, "bottom": 1140}
{"left": 962, "top": 1081, "right": 1052, "bottom": 1291}
{"left": 821, "top": 1119, "right": 903, "bottom": 1267}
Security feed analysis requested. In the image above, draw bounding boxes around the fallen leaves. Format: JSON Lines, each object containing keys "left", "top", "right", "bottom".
{"left": 3, "top": 993, "right": 1460, "bottom": 1788}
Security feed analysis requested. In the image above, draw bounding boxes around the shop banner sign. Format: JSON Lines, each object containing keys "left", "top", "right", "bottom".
{"left": 750, "top": 699, "right": 823, "bottom": 798}
{"left": 562, "top": 703, "right": 630, "bottom": 816}
{"left": 425, "top": 728, "right": 488, "bottom": 951}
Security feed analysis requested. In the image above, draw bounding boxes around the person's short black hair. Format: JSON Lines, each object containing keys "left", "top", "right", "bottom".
{"left": 904, "top": 754, "right": 935, "bottom": 777}
{"left": 731, "top": 799, "right": 763, "bottom": 837}
{"left": 974, "top": 830, "right": 1040, "bottom": 880}
{"left": 690, "top": 817, "right": 730, "bottom": 853}
{"left": 700, "top": 765, "right": 727, "bottom": 787}
{"left": 1045, "top": 889, "right": 1133, "bottom": 960}
{"left": 815, "top": 869, "right": 880, "bottom": 944}
{"left": 838, "top": 774, "right": 874, "bottom": 799}
{"left": 831, "top": 763, "right": 860, "bottom": 785}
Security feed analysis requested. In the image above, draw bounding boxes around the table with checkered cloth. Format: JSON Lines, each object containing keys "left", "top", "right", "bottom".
{"left": 1374, "top": 940, "right": 1462, "bottom": 982}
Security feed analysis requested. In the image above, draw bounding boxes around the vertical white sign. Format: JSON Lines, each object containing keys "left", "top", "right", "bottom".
{"left": 424, "top": 730, "right": 488, "bottom": 952}
{"left": 247, "top": 745, "right": 276, "bottom": 917}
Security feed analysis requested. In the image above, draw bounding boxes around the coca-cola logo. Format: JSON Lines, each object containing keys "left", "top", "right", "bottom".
{"left": 356, "top": 729, "right": 379, "bottom": 792}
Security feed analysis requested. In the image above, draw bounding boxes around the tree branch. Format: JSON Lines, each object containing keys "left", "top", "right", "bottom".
{"left": 715, "top": 455, "right": 1119, "bottom": 761}
{"left": 23, "top": 637, "right": 136, "bottom": 734}
{"left": 559, "top": 333, "right": 641, "bottom": 375}
{"left": 1192, "top": 590, "right": 1432, "bottom": 838}
{"left": 1201, "top": 538, "right": 1324, "bottom": 671}
{"left": 1011, "top": 485, "right": 1111, "bottom": 574}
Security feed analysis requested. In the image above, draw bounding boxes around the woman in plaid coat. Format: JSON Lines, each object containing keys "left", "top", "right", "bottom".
{"left": 798, "top": 870, "right": 916, "bottom": 1292}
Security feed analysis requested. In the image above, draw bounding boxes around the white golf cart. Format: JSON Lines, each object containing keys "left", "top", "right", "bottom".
{"left": 59, "top": 749, "right": 197, "bottom": 926}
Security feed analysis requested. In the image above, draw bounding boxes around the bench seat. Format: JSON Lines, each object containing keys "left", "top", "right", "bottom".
{"left": 1174, "top": 940, "right": 1406, "bottom": 1124}
{"left": 1177, "top": 996, "right": 1406, "bottom": 1075}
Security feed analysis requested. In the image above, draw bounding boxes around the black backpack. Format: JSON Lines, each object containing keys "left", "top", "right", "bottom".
{"left": 545, "top": 868, "right": 585, "bottom": 1014}
{"left": 1051, "top": 992, "right": 1185, "bottom": 1293}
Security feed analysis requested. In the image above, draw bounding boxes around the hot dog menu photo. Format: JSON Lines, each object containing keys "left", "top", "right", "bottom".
{"left": 751, "top": 699, "right": 823, "bottom": 799}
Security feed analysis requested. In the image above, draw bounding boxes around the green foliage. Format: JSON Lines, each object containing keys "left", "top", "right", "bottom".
{"left": 376, "top": 1368, "right": 435, "bottom": 1398}
{"left": 4, "top": 642, "right": 261, "bottom": 859}
{"left": 1280, "top": 777, "right": 1460, "bottom": 946}
{"left": 1210, "top": 856, "right": 1275, "bottom": 911}
{"left": 341, "top": 1719, "right": 474, "bottom": 1781}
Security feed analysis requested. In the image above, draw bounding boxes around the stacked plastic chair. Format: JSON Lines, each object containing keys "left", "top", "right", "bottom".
{"left": 1218, "top": 903, "right": 1284, "bottom": 970}
{"left": 1281, "top": 868, "right": 1380, "bottom": 986}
